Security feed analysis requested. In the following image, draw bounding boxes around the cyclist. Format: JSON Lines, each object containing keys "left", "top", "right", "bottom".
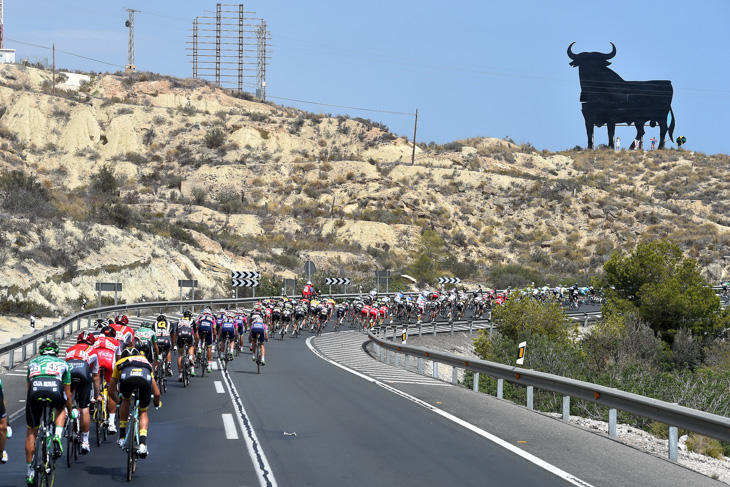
{"left": 65, "top": 332, "right": 101, "bottom": 454}
{"left": 196, "top": 308, "right": 216, "bottom": 373}
{"left": 176, "top": 312, "right": 196, "bottom": 381}
{"left": 135, "top": 321, "right": 159, "bottom": 369}
{"left": 92, "top": 326, "right": 123, "bottom": 434}
{"left": 111, "top": 315, "right": 135, "bottom": 346}
{"left": 234, "top": 309, "right": 248, "bottom": 351}
{"left": 218, "top": 312, "right": 237, "bottom": 359}
{"left": 1, "top": 376, "right": 6, "bottom": 464}
{"left": 109, "top": 348, "right": 161, "bottom": 458}
{"left": 155, "top": 314, "right": 174, "bottom": 377}
{"left": 249, "top": 315, "right": 268, "bottom": 365}
{"left": 25, "top": 340, "right": 72, "bottom": 485}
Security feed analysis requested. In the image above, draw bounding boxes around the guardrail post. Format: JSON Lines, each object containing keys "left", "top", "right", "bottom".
{"left": 386, "top": 350, "right": 390, "bottom": 365}
{"left": 452, "top": 367, "right": 458, "bottom": 384}
{"left": 404, "top": 355, "right": 409, "bottom": 370}
{"left": 22, "top": 343, "right": 27, "bottom": 362}
{"left": 8, "top": 350, "right": 14, "bottom": 369}
{"left": 418, "top": 358, "right": 423, "bottom": 375}
{"left": 392, "top": 327, "right": 397, "bottom": 342}
{"left": 76, "top": 318, "right": 81, "bottom": 331}
{"left": 608, "top": 408, "right": 617, "bottom": 438}
{"left": 395, "top": 352, "right": 399, "bottom": 367}
{"left": 60, "top": 325, "right": 65, "bottom": 340}
{"left": 527, "top": 386, "right": 534, "bottom": 409}
{"left": 489, "top": 320, "right": 494, "bottom": 336}
{"left": 418, "top": 323, "right": 422, "bottom": 337}
{"left": 87, "top": 316, "right": 91, "bottom": 329}
{"left": 450, "top": 320, "right": 454, "bottom": 337}
{"left": 433, "top": 362, "right": 438, "bottom": 379}
{"left": 473, "top": 372, "right": 479, "bottom": 392}
{"left": 584, "top": 313, "right": 589, "bottom": 327}
{"left": 33, "top": 340, "right": 37, "bottom": 356}
{"left": 562, "top": 396, "right": 570, "bottom": 421}
{"left": 497, "top": 378, "right": 503, "bottom": 399}
{"left": 668, "top": 426, "right": 678, "bottom": 462}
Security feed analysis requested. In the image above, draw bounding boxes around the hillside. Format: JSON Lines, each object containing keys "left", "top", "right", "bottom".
{"left": 1, "top": 63, "right": 730, "bottom": 332}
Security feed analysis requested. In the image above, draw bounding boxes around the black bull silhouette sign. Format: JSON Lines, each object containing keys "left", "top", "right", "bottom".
{"left": 568, "top": 42, "right": 675, "bottom": 150}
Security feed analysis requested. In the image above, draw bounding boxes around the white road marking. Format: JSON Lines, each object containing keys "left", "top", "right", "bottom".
{"left": 5, "top": 373, "right": 27, "bottom": 377}
{"left": 306, "top": 337, "right": 594, "bottom": 487}
{"left": 218, "top": 358, "right": 277, "bottom": 487}
{"left": 211, "top": 361, "right": 219, "bottom": 370}
{"left": 222, "top": 414, "right": 239, "bottom": 439}
{"left": 214, "top": 381, "right": 225, "bottom": 394}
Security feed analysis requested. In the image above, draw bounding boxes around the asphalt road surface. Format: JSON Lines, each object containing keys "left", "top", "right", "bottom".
{"left": 0, "top": 314, "right": 722, "bottom": 487}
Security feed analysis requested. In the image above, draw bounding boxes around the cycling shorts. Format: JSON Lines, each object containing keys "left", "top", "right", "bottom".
{"left": 157, "top": 336, "right": 171, "bottom": 353}
{"left": 27, "top": 377, "right": 66, "bottom": 428}
{"left": 220, "top": 328, "right": 236, "bottom": 341}
{"left": 250, "top": 327, "right": 267, "bottom": 343}
{"left": 96, "top": 353, "right": 116, "bottom": 384}
{"left": 177, "top": 327, "right": 194, "bottom": 348}
{"left": 337, "top": 308, "right": 346, "bottom": 318}
{"left": 198, "top": 328, "right": 213, "bottom": 347}
{"left": 67, "top": 360, "right": 93, "bottom": 409}
{"left": 118, "top": 367, "right": 153, "bottom": 411}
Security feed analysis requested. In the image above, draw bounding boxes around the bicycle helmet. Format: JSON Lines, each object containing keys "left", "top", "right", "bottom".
{"left": 93, "top": 318, "right": 105, "bottom": 329}
{"left": 100, "top": 325, "right": 116, "bottom": 338}
{"left": 121, "top": 347, "right": 139, "bottom": 359}
{"left": 158, "top": 314, "right": 168, "bottom": 322}
{"left": 39, "top": 340, "right": 60, "bottom": 356}
{"left": 77, "top": 331, "right": 96, "bottom": 345}
{"left": 118, "top": 315, "right": 129, "bottom": 325}
{"left": 182, "top": 310, "right": 192, "bottom": 319}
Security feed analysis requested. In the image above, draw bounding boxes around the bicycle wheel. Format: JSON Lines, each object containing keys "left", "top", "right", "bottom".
{"left": 33, "top": 424, "right": 45, "bottom": 487}
{"left": 66, "top": 423, "right": 72, "bottom": 468}
{"left": 182, "top": 357, "right": 188, "bottom": 388}
{"left": 126, "top": 417, "right": 135, "bottom": 481}
{"left": 94, "top": 402, "right": 102, "bottom": 447}
{"left": 256, "top": 341, "right": 261, "bottom": 374}
{"left": 73, "top": 422, "right": 80, "bottom": 460}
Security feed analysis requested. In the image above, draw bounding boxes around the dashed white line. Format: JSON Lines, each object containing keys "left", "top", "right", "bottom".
{"left": 222, "top": 413, "right": 239, "bottom": 439}
{"left": 214, "top": 381, "right": 225, "bottom": 393}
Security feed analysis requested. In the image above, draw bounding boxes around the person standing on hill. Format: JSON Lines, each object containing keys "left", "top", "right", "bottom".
{"left": 650, "top": 137, "right": 657, "bottom": 150}
{"left": 615, "top": 137, "right": 621, "bottom": 151}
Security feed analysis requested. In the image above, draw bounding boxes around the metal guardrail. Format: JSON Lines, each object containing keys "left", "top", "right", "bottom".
{"left": 368, "top": 330, "right": 730, "bottom": 461}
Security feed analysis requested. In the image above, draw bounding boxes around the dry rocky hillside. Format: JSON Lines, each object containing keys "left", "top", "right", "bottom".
{"left": 1, "top": 63, "right": 730, "bottom": 338}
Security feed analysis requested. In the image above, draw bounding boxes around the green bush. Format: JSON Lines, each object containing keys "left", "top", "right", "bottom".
{"left": 203, "top": 127, "right": 226, "bottom": 149}
{"left": 88, "top": 164, "right": 119, "bottom": 196}
{"left": 0, "top": 170, "right": 57, "bottom": 218}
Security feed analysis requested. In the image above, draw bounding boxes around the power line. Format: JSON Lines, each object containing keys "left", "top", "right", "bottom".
{"left": 266, "top": 95, "right": 415, "bottom": 116}
{"left": 6, "top": 37, "right": 125, "bottom": 68}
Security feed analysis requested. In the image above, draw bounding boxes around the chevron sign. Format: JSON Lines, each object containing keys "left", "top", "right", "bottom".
{"left": 438, "top": 277, "right": 461, "bottom": 284}
{"left": 232, "top": 271, "right": 260, "bottom": 279}
{"left": 325, "top": 278, "right": 351, "bottom": 285}
{"left": 232, "top": 279, "right": 259, "bottom": 287}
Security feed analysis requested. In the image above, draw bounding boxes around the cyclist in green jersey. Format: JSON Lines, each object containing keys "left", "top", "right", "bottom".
{"left": 135, "top": 322, "right": 159, "bottom": 370}
{"left": 25, "top": 340, "right": 72, "bottom": 484}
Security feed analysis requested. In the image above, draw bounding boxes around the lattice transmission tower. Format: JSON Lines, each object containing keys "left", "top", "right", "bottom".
{"left": 124, "top": 8, "right": 140, "bottom": 73}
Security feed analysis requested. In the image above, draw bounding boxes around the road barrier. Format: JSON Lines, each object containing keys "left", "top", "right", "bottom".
{"left": 368, "top": 330, "right": 730, "bottom": 462}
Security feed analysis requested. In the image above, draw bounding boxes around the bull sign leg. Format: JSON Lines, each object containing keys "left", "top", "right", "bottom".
{"left": 607, "top": 124, "right": 616, "bottom": 150}
{"left": 584, "top": 119, "right": 594, "bottom": 149}
{"left": 631, "top": 122, "right": 646, "bottom": 150}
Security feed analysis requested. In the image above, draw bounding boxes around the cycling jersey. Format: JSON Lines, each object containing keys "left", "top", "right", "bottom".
{"left": 176, "top": 320, "right": 195, "bottom": 348}
{"left": 92, "top": 336, "right": 123, "bottom": 383}
{"left": 26, "top": 355, "right": 72, "bottom": 428}
{"left": 111, "top": 322, "right": 135, "bottom": 346}
{"left": 113, "top": 355, "right": 154, "bottom": 410}
{"left": 65, "top": 343, "right": 100, "bottom": 409}
{"left": 136, "top": 326, "right": 157, "bottom": 362}
{"left": 219, "top": 318, "right": 237, "bottom": 340}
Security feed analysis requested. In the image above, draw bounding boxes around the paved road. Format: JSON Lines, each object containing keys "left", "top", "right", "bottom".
{"left": 1, "top": 315, "right": 723, "bottom": 487}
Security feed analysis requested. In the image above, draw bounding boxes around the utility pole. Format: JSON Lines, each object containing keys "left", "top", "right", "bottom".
{"left": 411, "top": 109, "right": 418, "bottom": 165}
{"left": 52, "top": 44, "right": 55, "bottom": 96}
{"left": 124, "top": 8, "right": 140, "bottom": 73}
{"left": 0, "top": 0, "right": 4, "bottom": 49}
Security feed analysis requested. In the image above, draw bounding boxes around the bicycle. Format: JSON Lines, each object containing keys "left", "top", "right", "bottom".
{"left": 156, "top": 356, "right": 167, "bottom": 394}
{"left": 279, "top": 323, "right": 286, "bottom": 340}
{"left": 197, "top": 332, "right": 210, "bottom": 377}
{"left": 123, "top": 389, "right": 141, "bottom": 482}
{"left": 93, "top": 375, "right": 109, "bottom": 447}
{"left": 180, "top": 352, "right": 191, "bottom": 388}
{"left": 253, "top": 336, "right": 262, "bottom": 374}
{"left": 31, "top": 398, "right": 57, "bottom": 487}
{"left": 221, "top": 337, "right": 233, "bottom": 372}
{"left": 65, "top": 403, "right": 81, "bottom": 468}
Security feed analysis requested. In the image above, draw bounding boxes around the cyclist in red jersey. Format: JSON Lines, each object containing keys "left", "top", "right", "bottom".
{"left": 112, "top": 315, "right": 135, "bottom": 346}
{"left": 65, "top": 332, "right": 101, "bottom": 454}
{"left": 92, "top": 326, "right": 122, "bottom": 434}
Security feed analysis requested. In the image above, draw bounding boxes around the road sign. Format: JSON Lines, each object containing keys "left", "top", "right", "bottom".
{"left": 376, "top": 270, "right": 391, "bottom": 278}
{"left": 95, "top": 282, "right": 122, "bottom": 307}
{"left": 232, "top": 279, "right": 259, "bottom": 288}
{"left": 325, "top": 278, "right": 351, "bottom": 285}
{"left": 232, "top": 271, "right": 260, "bottom": 279}
{"left": 438, "top": 277, "right": 461, "bottom": 284}
{"left": 95, "top": 283, "right": 122, "bottom": 292}
{"left": 178, "top": 280, "right": 198, "bottom": 288}
{"left": 304, "top": 261, "right": 316, "bottom": 277}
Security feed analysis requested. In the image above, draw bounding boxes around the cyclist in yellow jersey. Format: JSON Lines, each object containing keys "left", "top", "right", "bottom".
{"left": 108, "top": 348, "right": 161, "bottom": 458}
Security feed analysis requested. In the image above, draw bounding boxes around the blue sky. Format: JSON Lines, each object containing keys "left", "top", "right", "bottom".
{"left": 6, "top": 0, "right": 730, "bottom": 155}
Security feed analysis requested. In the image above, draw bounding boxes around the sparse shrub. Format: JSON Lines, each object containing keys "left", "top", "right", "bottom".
{"left": 191, "top": 186, "right": 207, "bottom": 205}
{"left": 0, "top": 170, "right": 56, "bottom": 218}
{"left": 203, "top": 127, "right": 226, "bottom": 149}
{"left": 117, "top": 106, "right": 134, "bottom": 115}
{"left": 88, "top": 164, "right": 119, "bottom": 196}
